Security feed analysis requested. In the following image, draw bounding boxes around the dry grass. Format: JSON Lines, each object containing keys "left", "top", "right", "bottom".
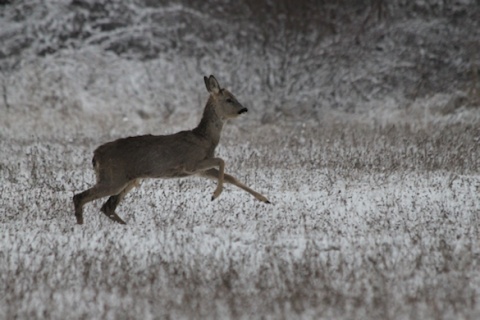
{"left": 1, "top": 1, "right": 479, "bottom": 318}
{"left": 1, "top": 117, "right": 479, "bottom": 319}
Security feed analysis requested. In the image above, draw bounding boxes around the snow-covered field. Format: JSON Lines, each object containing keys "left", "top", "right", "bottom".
{"left": 1, "top": 1, "right": 480, "bottom": 319}
{"left": 1, "top": 100, "right": 479, "bottom": 319}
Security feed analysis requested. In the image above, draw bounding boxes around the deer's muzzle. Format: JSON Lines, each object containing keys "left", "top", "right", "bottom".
{"left": 238, "top": 108, "right": 248, "bottom": 114}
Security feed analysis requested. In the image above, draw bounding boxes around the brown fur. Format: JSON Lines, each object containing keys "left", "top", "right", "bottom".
{"left": 73, "top": 75, "right": 270, "bottom": 225}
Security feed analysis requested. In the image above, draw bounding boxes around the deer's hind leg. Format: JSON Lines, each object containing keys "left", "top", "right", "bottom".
{"left": 100, "top": 179, "right": 140, "bottom": 224}
{"left": 73, "top": 182, "right": 128, "bottom": 225}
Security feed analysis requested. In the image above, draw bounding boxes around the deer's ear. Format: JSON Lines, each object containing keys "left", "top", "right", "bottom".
{"left": 204, "top": 75, "right": 220, "bottom": 94}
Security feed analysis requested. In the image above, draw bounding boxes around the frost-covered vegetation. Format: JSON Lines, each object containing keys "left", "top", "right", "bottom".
{"left": 1, "top": 1, "right": 480, "bottom": 319}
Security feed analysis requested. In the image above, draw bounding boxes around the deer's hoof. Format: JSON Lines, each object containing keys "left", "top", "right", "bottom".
{"left": 75, "top": 215, "right": 83, "bottom": 225}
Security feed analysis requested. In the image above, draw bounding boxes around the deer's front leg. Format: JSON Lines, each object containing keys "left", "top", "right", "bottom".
{"left": 202, "top": 169, "right": 271, "bottom": 203}
{"left": 185, "top": 158, "right": 225, "bottom": 200}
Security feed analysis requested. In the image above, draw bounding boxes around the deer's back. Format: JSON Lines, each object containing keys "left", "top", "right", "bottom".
{"left": 93, "top": 132, "right": 212, "bottom": 179}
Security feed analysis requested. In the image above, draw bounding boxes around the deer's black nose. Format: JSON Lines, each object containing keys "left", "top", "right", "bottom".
{"left": 238, "top": 108, "right": 248, "bottom": 114}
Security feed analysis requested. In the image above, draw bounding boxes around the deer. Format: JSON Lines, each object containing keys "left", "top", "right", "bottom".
{"left": 73, "top": 75, "right": 270, "bottom": 225}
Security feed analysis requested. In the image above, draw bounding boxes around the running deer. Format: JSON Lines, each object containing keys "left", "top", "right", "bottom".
{"left": 73, "top": 75, "right": 270, "bottom": 225}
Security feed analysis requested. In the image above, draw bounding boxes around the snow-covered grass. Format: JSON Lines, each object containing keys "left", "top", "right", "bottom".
{"left": 1, "top": 110, "right": 479, "bottom": 319}
{"left": 1, "top": 2, "right": 479, "bottom": 318}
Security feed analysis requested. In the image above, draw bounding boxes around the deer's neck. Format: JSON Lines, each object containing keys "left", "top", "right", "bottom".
{"left": 193, "top": 98, "right": 224, "bottom": 147}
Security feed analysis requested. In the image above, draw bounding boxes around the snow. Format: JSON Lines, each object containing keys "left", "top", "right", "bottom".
{"left": 1, "top": 134, "right": 479, "bottom": 318}
{"left": 1, "top": 1, "right": 480, "bottom": 319}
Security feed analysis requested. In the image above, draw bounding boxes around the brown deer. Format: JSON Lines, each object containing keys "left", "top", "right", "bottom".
{"left": 73, "top": 75, "right": 270, "bottom": 224}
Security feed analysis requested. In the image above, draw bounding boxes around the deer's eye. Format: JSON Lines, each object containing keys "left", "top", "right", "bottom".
{"left": 226, "top": 98, "right": 233, "bottom": 103}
